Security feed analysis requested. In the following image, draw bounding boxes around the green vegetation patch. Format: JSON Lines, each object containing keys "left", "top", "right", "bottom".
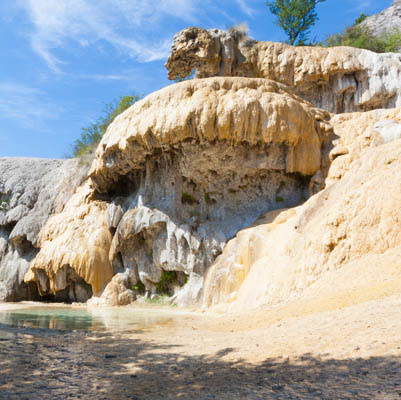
{"left": 72, "top": 95, "right": 141, "bottom": 157}
{"left": 323, "top": 13, "right": 401, "bottom": 53}
{"left": 181, "top": 192, "right": 198, "bottom": 205}
{"left": 0, "top": 194, "right": 10, "bottom": 212}
{"left": 155, "top": 270, "right": 189, "bottom": 296}
{"left": 189, "top": 209, "right": 201, "bottom": 218}
{"left": 155, "top": 270, "right": 178, "bottom": 295}
{"left": 131, "top": 281, "right": 145, "bottom": 294}
{"left": 204, "top": 192, "right": 216, "bottom": 205}
{"left": 144, "top": 295, "right": 169, "bottom": 305}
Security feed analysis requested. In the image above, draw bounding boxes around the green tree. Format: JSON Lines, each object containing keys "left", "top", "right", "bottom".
{"left": 266, "top": 0, "right": 326, "bottom": 45}
{"left": 72, "top": 95, "right": 141, "bottom": 157}
{"left": 354, "top": 12, "right": 369, "bottom": 25}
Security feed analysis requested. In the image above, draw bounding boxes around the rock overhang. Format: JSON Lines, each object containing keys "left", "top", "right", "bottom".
{"left": 89, "top": 77, "right": 330, "bottom": 194}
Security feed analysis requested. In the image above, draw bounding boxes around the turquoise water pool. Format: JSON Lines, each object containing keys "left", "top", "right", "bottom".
{"left": 0, "top": 305, "right": 174, "bottom": 331}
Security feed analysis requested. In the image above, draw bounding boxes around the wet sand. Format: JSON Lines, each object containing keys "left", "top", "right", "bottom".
{"left": 1, "top": 295, "right": 401, "bottom": 399}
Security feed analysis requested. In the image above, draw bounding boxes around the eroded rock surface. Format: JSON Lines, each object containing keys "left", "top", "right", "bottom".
{"left": 25, "top": 182, "right": 114, "bottom": 302}
{"left": 202, "top": 108, "right": 401, "bottom": 311}
{"left": 0, "top": 158, "right": 86, "bottom": 301}
{"left": 26, "top": 77, "right": 331, "bottom": 305}
{"left": 166, "top": 27, "right": 401, "bottom": 113}
{"left": 326, "top": 107, "right": 401, "bottom": 186}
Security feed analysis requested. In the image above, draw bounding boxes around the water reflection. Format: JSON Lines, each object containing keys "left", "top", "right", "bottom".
{"left": 0, "top": 306, "right": 174, "bottom": 332}
{"left": 0, "top": 307, "right": 103, "bottom": 330}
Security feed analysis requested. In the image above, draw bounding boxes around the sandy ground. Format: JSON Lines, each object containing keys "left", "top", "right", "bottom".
{"left": 1, "top": 294, "right": 401, "bottom": 400}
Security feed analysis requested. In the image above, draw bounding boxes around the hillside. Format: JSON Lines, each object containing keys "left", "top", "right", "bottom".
{"left": 360, "top": 0, "right": 401, "bottom": 37}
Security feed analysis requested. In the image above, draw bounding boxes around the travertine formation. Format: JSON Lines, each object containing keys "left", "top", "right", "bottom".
{"left": 202, "top": 107, "right": 401, "bottom": 311}
{"left": 25, "top": 183, "right": 114, "bottom": 302}
{"left": 25, "top": 77, "right": 331, "bottom": 305}
{"left": 166, "top": 27, "right": 401, "bottom": 113}
{"left": 3, "top": 3, "right": 401, "bottom": 310}
{"left": 326, "top": 107, "right": 401, "bottom": 186}
{"left": 0, "top": 158, "right": 86, "bottom": 301}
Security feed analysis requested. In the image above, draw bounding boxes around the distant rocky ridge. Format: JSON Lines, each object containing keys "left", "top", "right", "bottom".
{"left": 360, "top": 0, "right": 401, "bottom": 37}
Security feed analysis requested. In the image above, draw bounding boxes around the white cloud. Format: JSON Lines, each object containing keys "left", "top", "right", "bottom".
{"left": 78, "top": 73, "right": 135, "bottom": 81}
{"left": 235, "top": 0, "right": 255, "bottom": 16}
{"left": 352, "top": 0, "right": 373, "bottom": 11}
{"left": 0, "top": 82, "right": 61, "bottom": 128}
{"left": 349, "top": 0, "right": 392, "bottom": 13}
{"left": 16, "top": 0, "right": 203, "bottom": 72}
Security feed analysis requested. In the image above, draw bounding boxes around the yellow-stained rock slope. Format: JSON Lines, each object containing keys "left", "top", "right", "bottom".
{"left": 203, "top": 108, "right": 401, "bottom": 312}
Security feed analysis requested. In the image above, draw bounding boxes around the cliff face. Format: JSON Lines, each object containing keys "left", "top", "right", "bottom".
{"left": 25, "top": 77, "right": 331, "bottom": 305}
{"left": 166, "top": 27, "right": 401, "bottom": 113}
{"left": 0, "top": 158, "right": 86, "bottom": 301}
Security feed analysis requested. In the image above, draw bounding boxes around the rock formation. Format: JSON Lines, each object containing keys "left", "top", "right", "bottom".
{"left": 360, "top": 0, "right": 401, "bottom": 37}
{"left": 0, "top": 158, "right": 86, "bottom": 301}
{"left": 4, "top": 8, "right": 401, "bottom": 310}
{"left": 24, "top": 77, "right": 331, "bottom": 305}
{"left": 202, "top": 107, "right": 401, "bottom": 311}
{"left": 25, "top": 182, "right": 114, "bottom": 302}
{"left": 166, "top": 27, "right": 401, "bottom": 113}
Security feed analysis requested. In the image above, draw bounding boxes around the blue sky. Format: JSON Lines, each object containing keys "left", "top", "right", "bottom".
{"left": 0, "top": 0, "right": 393, "bottom": 158}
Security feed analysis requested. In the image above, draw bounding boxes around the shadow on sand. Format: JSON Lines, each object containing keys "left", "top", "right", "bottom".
{"left": 0, "top": 323, "right": 400, "bottom": 400}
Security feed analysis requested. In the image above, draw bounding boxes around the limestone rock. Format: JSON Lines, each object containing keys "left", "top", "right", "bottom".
{"left": 326, "top": 107, "right": 401, "bottom": 187}
{"left": 202, "top": 112, "right": 401, "bottom": 311}
{"left": 0, "top": 157, "right": 86, "bottom": 302}
{"left": 202, "top": 208, "right": 292, "bottom": 308}
{"left": 166, "top": 28, "right": 401, "bottom": 113}
{"left": 173, "top": 273, "right": 204, "bottom": 308}
{"left": 90, "top": 77, "right": 329, "bottom": 190}
{"left": 26, "top": 77, "right": 330, "bottom": 306}
{"left": 90, "top": 77, "right": 329, "bottom": 305}
{"left": 25, "top": 182, "right": 114, "bottom": 300}
{"left": 360, "top": 0, "right": 401, "bottom": 37}
{"left": 88, "top": 269, "right": 136, "bottom": 307}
